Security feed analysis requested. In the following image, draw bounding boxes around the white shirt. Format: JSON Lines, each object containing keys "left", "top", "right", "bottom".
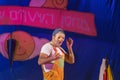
{"left": 40, "top": 42, "right": 66, "bottom": 72}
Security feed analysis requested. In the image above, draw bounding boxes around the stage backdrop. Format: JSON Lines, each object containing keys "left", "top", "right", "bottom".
{"left": 0, "top": 0, "right": 120, "bottom": 80}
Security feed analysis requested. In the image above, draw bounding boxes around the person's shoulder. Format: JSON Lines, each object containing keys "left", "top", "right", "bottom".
{"left": 42, "top": 42, "right": 52, "bottom": 48}
{"left": 59, "top": 47, "right": 67, "bottom": 54}
{"left": 41, "top": 42, "right": 52, "bottom": 54}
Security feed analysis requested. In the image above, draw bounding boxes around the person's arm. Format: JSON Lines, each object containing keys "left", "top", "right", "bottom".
{"left": 38, "top": 52, "right": 62, "bottom": 65}
{"left": 65, "top": 37, "right": 75, "bottom": 64}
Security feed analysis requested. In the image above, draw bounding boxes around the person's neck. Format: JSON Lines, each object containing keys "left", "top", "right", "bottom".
{"left": 50, "top": 41, "right": 57, "bottom": 47}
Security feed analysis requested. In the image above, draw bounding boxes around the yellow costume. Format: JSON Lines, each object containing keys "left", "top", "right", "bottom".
{"left": 41, "top": 44, "right": 65, "bottom": 80}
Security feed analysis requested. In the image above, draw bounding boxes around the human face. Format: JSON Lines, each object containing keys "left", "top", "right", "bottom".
{"left": 52, "top": 32, "right": 65, "bottom": 47}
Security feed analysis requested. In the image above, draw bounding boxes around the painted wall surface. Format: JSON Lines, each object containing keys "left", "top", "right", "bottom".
{"left": 0, "top": 0, "right": 120, "bottom": 80}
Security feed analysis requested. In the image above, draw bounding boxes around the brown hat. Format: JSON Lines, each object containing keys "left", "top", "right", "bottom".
{"left": 52, "top": 28, "right": 65, "bottom": 35}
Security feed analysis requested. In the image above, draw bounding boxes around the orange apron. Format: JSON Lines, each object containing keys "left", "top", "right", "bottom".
{"left": 42, "top": 47, "right": 65, "bottom": 80}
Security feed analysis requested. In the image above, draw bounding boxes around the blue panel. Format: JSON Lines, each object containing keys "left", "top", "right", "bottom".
{"left": 0, "top": 0, "right": 120, "bottom": 80}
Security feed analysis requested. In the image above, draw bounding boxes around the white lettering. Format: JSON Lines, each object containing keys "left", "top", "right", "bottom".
{"left": 17, "top": 9, "right": 27, "bottom": 22}
{"left": 64, "top": 16, "right": 72, "bottom": 27}
{"left": 28, "top": 11, "right": 40, "bottom": 22}
{"left": 78, "top": 19, "right": 90, "bottom": 31}
{"left": 10, "top": 10, "right": 18, "bottom": 20}
{"left": 45, "top": 14, "right": 54, "bottom": 25}
{"left": 38, "top": 14, "right": 46, "bottom": 23}
{"left": 27, "top": 11, "right": 54, "bottom": 25}
{"left": 0, "top": 11, "right": 5, "bottom": 19}
{"left": 61, "top": 15, "right": 90, "bottom": 31}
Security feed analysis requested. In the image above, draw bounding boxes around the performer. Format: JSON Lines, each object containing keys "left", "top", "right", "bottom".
{"left": 38, "top": 28, "right": 75, "bottom": 80}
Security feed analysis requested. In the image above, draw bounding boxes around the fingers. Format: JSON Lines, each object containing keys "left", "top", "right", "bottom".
{"left": 55, "top": 53, "right": 62, "bottom": 58}
{"left": 68, "top": 37, "right": 73, "bottom": 43}
{"left": 52, "top": 53, "right": 62, "bottom": 60}
{"left": 66, "top": 37, "right": 73, "bottom": 45}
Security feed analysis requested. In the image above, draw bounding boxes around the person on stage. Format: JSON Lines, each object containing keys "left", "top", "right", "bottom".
{"left": 38, "top": 28, "right": 75, "bottom": 80}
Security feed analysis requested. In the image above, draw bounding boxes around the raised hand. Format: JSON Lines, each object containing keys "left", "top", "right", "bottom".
{"left": 66, "top": 37, "right": 73, "bottom": 49}
{"left": 51, "top": 53, "right": 62, "bottom": 60}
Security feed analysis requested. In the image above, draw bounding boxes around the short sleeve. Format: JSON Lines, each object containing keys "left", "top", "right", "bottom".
{"left": 40, "top": 43, "right": 52, "bottom": 56}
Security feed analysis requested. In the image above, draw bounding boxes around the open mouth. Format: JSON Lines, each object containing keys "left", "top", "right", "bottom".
{"left": 58, "top": 41, "right": 62, "bottom": 45}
